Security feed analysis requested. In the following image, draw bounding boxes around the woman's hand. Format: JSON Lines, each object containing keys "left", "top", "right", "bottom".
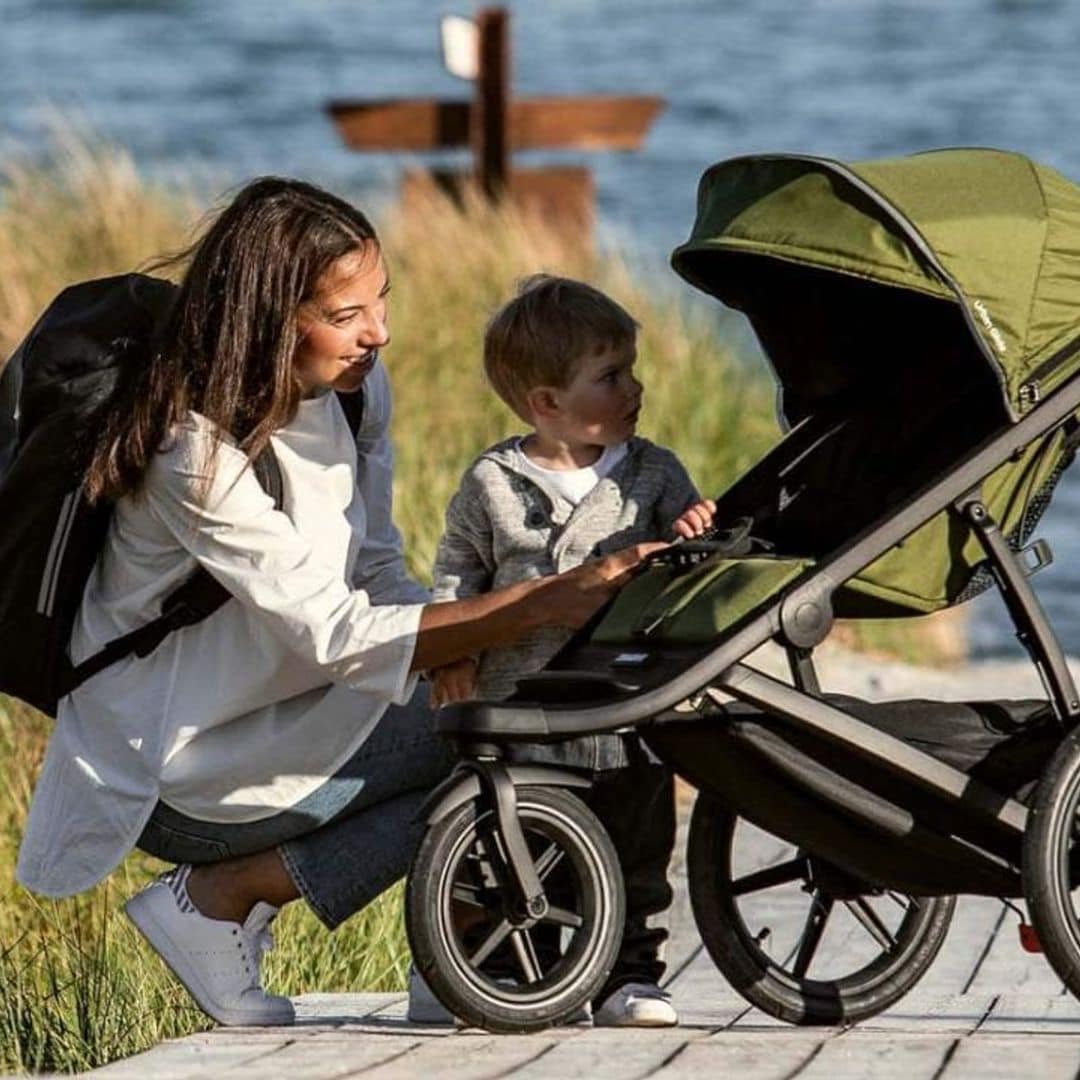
{"left": 429, "top": 657, "right": 479, "bottom": 708}
{"left": 672, "top": 498, "right": 717, "bottom": 539}
{"left": 412, "top": 542, "right": 666, "bottom": 672}
{"left": 539, "top": 541, "right": 670, "bottom": 629}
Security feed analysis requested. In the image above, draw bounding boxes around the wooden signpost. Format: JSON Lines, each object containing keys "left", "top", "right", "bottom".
{"left": 325, "top": 7, "right": 664, "bottom": 236}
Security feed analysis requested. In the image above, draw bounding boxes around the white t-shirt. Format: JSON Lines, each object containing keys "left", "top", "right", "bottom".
{"left": 512, "top": 440, "right": 628, "bottom": 505}
{"left": 17, "top": 361, "right": 427, "bottom": 898}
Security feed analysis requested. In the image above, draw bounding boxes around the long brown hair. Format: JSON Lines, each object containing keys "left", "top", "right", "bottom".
{"left": 85, "top": 177, "right": 379, "bottom": 502}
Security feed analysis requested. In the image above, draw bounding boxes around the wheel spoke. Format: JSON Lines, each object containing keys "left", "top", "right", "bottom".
{"left": 886, "top": 891, "right": 919, "bottom": 913}
{"left": 792, "top": 891, "right": 834, "bottom": 978}
{"left": 451, "top": 882, "right": 485, "bottom": 908}
{"left": 732, "top": 857, "right": 810, "bottom": 897}
{"left": 468, "top": 838, "right": 502, "bottom": 889}
{"left": 468, "top": 918, "right": 512, "bottom": 967}
{"left": 540, "top": 905, "right": 584, "bottom": 929}
{"left": 844, "top": 897, "right": 898, "bottom": 951}
{"left": 511, "top": 929, "right": 542, "bottom": 983}
{"left": 535, "top": 842, "right": 565, "bottom": 882}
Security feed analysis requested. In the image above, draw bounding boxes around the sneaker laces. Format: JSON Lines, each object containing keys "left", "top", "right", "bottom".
{"left": 252, "top": 923, "right": 275, "bottom": 963}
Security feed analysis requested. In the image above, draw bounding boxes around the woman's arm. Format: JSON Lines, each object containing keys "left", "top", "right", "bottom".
{"left": 411, "top": 543, "right": 657, "bottom": 672}
{"left": 144, "top": 418, "right": 659, "bottom": 693}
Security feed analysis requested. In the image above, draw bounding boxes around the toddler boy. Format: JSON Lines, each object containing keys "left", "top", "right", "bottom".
{"left": 424, "top": 275, "right": 714, "bottom": 1027}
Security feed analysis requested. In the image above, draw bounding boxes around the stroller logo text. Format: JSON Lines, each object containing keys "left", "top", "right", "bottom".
{"left": 973, "top": 300, "right": 1008, "bottom": 355}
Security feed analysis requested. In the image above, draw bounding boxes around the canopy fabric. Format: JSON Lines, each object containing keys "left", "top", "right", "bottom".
{"left": 672, "top": 149, "right": 1080, "bottom": 419}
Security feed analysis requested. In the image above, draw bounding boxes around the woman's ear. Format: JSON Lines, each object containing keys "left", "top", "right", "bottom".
{"left": 525, "top": 385, "right": 561, "bottom": 421}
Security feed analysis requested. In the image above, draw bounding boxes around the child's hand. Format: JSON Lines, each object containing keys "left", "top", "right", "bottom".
{"left": 673, "top": 498, "right": 717, "bottom": 539}
{"left": 430, "top": 657, "right": 479, "bottom": 708}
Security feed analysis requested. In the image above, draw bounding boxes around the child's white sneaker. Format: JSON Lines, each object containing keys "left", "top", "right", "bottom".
{"left": 125, "top": 864, "right": 294, "bottom": 1027}
{"left": 593, "top": 981, "right": 678, "bottom": 1027}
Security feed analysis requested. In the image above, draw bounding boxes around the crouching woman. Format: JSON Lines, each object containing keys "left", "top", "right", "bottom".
{"left": 15, "top": 177, "right": 655, "bottom": 1026}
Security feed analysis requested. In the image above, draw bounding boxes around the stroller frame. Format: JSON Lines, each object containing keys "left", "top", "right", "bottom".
{"left": 405, "top": 149, "right": 1080, "bottom": 1032}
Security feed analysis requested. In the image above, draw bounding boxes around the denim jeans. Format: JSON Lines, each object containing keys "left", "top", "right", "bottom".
{"left": 137, "top": 683, "right": 674, "bottom": 983}
{"left": 138, "top": 683, "right": 458, "bottom": 928}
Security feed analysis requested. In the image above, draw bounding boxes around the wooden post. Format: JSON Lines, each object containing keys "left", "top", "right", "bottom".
{"left": 472, "top": 7, "right": 509, "bottom": 201}
{"left": 324, "top": 6, "right": 666, "bottom": 237}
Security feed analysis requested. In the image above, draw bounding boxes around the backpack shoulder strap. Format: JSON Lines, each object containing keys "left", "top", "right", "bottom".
{"left": 63, "top": 443, "right": 285, "bottom": 697}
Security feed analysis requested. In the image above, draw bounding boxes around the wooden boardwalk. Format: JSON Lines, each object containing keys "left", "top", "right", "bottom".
{"left": 88, "top": 806, "right": 1080, "bottom": 1080}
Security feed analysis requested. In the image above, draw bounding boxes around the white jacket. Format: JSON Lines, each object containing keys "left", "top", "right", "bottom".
{"left": 17, "top": 360, "right": 427, "bottom": 897}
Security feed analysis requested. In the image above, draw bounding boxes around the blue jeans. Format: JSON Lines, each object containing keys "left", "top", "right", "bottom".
{"left": 138, "top": 683, "right": 458, "bottom": 929}
{"left": 137, "top": 684, "right": 673, "bottom": 984}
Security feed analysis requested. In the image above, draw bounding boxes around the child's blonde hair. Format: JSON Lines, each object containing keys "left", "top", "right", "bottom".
{"left": 483, "top": 274, "right": 638, "bottom": 421}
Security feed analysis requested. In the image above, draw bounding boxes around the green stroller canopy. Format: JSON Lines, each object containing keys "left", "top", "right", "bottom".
{"left": 671, "top": 148, "right": 1080, "bottom": 419}
{"left": 591, "top": 148, "right": 1080, "bottom": 628}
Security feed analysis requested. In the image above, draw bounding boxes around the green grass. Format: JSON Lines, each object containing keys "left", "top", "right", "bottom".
{"left": 0, "top": 136, "right": 962, "bottom": 1072}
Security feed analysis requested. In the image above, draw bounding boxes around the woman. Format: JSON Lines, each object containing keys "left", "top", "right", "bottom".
{"left": 15, "top": 178, "right": 655, "bottom": 1026}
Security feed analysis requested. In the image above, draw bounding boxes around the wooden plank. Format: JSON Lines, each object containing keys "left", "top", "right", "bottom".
{"left": 962, "top": 912, "right": 1068, "bottom": 996}
{"left": 857, "top": 994, "right": 995, "bottom": 1034}
{"left": 507, "top": 96, "right": 664, "bottom": 151}
{"left": 665, "top": 946, "right": 752, "bottom": 1028}
{"left": 355, "top": 1034, "right": 555, "bottom": 1080}
{"left": 798, "top": 1033, "right": 954, "bottom": 1079}
{"left": 326, "top": 100, "right": 470, "bottom": 151}
{"left": 978, "top": 993, "right": 1080, "bottom": 1033}
{"left": 326, "top": 96, "right": 663, "bottom": 152}
{"left": 293, "top": 992, "right": 397, "bottom": 1024}
{"left": 510, "top": 1029, "right": 693, "bottom": 1080}
{"left": 89, "top": 1033, "right": 292, "bottom": 1078}
{"left": 400, "top": 167, "right": 594, "bottom": 239}
{"left": 943, "top": 1036, "right": 1080, "bottom": 1078}
{"left": 902, "top": 896, "right": 1004, "bottom": 996}
{"left": 653, "top": 1034, "right": 827, "bottom": 1079}
{"left": 205, "top": 1033, "right": 426, "bottom": 1080}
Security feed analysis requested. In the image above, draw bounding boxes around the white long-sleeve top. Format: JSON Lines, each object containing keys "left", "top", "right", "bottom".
{"left": 17, "top": 360, "right": 428, "bottom": 898}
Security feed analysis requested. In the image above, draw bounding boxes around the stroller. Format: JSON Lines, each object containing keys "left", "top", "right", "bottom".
{"left": 405, "top": 148, "right": 1080, "bottom": 1032}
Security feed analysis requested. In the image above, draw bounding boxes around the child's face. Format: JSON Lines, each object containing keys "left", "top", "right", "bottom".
{"left": 294, "top": 244, "right": 390, "bottom": 397}
{"left": 543, "top": 337, "right": 643, "bottom": 448}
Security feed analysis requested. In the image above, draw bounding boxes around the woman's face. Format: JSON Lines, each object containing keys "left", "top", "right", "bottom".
{"left": 294, "top": 244, "right": 390, "bottom": 397}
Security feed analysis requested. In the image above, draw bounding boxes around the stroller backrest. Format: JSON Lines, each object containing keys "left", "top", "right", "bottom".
{"left": 696, "top": 252, "right": 1009, "bottom": 562}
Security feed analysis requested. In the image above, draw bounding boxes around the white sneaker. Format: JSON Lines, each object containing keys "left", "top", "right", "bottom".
{"left": 125, "top": 864, "right": 295, "bottom": 1027}
{"left": 593, "top": 981, "right": 678, "bottom": 1027}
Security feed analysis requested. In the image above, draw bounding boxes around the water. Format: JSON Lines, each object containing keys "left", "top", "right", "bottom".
{"left": 6, "top": 0, "right": 1080, "bottom": 656}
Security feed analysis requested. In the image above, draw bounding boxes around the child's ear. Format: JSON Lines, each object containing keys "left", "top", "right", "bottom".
{"left": 525, "top": 385, "right": 561, "bottom": 420}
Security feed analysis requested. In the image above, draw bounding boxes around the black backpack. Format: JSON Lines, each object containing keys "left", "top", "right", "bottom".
{"left": 0, "top": 273, "right": 365, "bottom": 717}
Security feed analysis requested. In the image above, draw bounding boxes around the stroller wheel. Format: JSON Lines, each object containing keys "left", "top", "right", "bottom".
{"left": 405, "top": 785, "right": 625, "bottom": 1033}
{"left": 1023, "top": 730, "right": 1080, "bottom": 995}
{"left": 687, "top": 794, "right": 955, "bottom": 1025}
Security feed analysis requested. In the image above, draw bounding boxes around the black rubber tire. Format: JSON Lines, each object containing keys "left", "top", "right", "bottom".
{"left": 1023, "top": 731, "right": 1080, "bottom": 996}
{"left": 405, "top": 785, "right": 625, "bottom": 1033}
{"left": 687, "top": 794, "right": 955, "bottom": 1025}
